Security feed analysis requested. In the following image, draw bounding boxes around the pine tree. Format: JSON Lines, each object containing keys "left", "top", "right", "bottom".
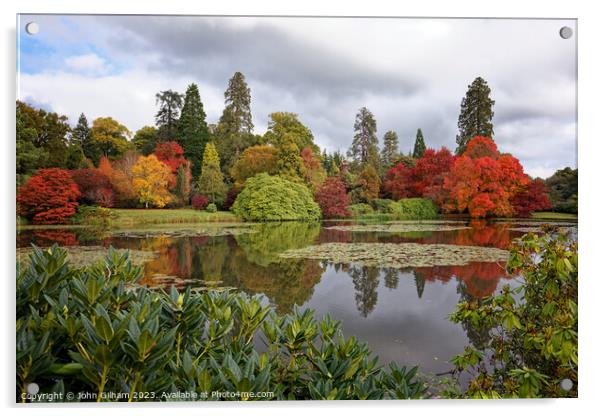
{"left": 412, "top": 128, "right": 426, "bottom": 159}
{"left": 155, "top": 90, "right": 184, "bottom": 140}
{"left": 456, "top": 77, "right": 495, "bottom": 154}
{"left": 177, "top": 83, "right": 210, "bottom": 178}
{"left": 197, "top": 143, "right": 227, "bottom": 205}
{"left": 348, "top": 107, "right": 379, "bottom": 169}
{"left": 73, "top": 113, "right": 96, "bottom": 162}
{"left": 215, "top": 72, "right": 254, "bottom": 174}
{"left": 381, "top": 130, "right": 399, "bottom": 169}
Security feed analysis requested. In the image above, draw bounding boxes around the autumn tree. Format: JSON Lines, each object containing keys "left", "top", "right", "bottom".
{"left": 380, "top": 131, "right": 399, "bottom": 171}
{"left": 511, "top": 178, "right": 552, "bottom": 217}
{"left": 110, "top": 150, "right": 140, "bottom": 206}
{"left": 348, "top": 107, "right": 379, "bottom": 169}
{"left": 132, "top": 155, "right": 173, "bottom": 208}
{"left": 197, "top": 143, "right": 227, "bottom": 205}
{"left": 456, "top": 77, "right": 495, "bottom": 154}
{"left": 412, "top": 128, "right": 426, "bottom": 159}
{"left": 215, "top": 72, "right": 254, "bottom": 173}
{"left": 230, "top": 145, "right": 278, "bottom": 187}
{"left": 355, "top": 164, "right": 381, "bottom": 202}
{"left": 276, "top": 136, "right": 305, "bottom": 182}
{"left": 154, "top": 141, "right": 187, "bottom": 174}
{"left": 264, "top": 112, "right": 317, "bottom": 151}
{"left": 132, "top": 126, "right": 159, "bottom": 155}
{"left": 90, "top": 117, "right": 131, "bottom": 161}
{"left": 174, "top": 164, "right": 192, "bottom": 206}
{"left": 17, "top": 168, "right": 81, "bottom": 224}
{"left": 315, "top": 176, "right": 352, "bottom": 218}
{"left": 177, "top": 83, "right": 210, "bottom": 177}
{"left": 155, "top": 90, "right": 184, "bottom": 140}
{"left": 301, "top": 146, "right": 326, "bottom": 193}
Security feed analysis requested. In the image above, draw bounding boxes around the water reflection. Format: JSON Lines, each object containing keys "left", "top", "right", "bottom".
{"left": 17, "top": 219, "right": 573, "bottom": 374}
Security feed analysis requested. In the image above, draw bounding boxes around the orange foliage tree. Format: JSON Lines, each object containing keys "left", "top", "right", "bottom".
{"left": 300, "top": 146, "right": 326, "bottom": 193}
{"left": 229, "top": 145, "right": 278, "bottom": 187}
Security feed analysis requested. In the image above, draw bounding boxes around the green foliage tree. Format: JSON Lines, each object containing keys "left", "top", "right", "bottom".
{"left": 197, "top": 143, "right": 227, "bottom": 205}
{"left": 412, "top": 128, "right": 426, "bottom": 159}
{"left": 348, "top": 107, "right": 379, "bottom": 170}
{"left": 456, "top": 77, "right": 495, "bottom": 154}
{"left": 155, "top": 90, "right": 184, "bottom": 140}
{"left": 276, "top": 136, "right": 305, "bottom": 182}
{"left": 177, "top": 83, "right": 210, "bottom": 178}
{"left": 174, "top": 164, "right": 191, "bottom": 206}
{"left": 72, "top": 113, "right": 96, "bottom": 162}
{"left": 215, "top": 72, "right": 254, "bottom": 174}
{"left": 449, "top": 230, "right": 577, "bottom": 398}
{"left": 132, "top": 126, "right": 159, "bottom": 155}
{"left": 90, "top": 117, "right": 131, "bottom": 162}
{"left": 380, "top": 131, "right": 399, "bottom": 170}
{"left": 232, "top": 173, "right": 321, "bottom": 221}
{"left": 545, "top": 167, "right": 578, "bottom": 214}
{"left": 264, "top": 112, "right": 317, "bottom": 151}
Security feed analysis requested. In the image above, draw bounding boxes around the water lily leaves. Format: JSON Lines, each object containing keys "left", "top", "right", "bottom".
{"left": 280, "top": 242, "right": 509, "bottom": 269}
{"left": 325, "top": 224, "right": 470, "bottom": 233}
{"left": 110, "top": 225, "right": 256, "bottom": 239}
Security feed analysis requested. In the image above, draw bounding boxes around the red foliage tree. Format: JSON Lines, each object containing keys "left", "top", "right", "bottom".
{"left": 17, "top": 168, "right": 81, "bottom": 224}
{"left": 511, "top": 178, "right": 552, "bottom": 217}
{"left": 191, "top": 194, "right": 209, "bottom": 210}
{"left": 443, "top": 138, "right": 529, "bottom": 218}
{"left": 154, "top": 141, "right": 187, "bottom": 174}
{"left": 383, "top": 147, "right": 454, "bottom": 203}
{"left": 223, "top": 186, "right": 240, "bottom": 211}
{"left": 70, "top": 168, "right": 114, "bottom": 207}
{"left": 315, "top": 176, "right": 352, "bottom": 218}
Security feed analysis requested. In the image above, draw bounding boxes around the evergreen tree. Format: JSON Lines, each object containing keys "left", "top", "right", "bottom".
{"left": 132, "top": 126, "right": 159, "bottom": 155}
{"left": 456, "top": 77, "right": 495, "bottom": 154}
{"left": 177, "top": 83, "right": 210, "bottom": 178}
{"left": 197, "top": 143, "right": 227, "bottom": 205}
{"left": 215, "top": 72, "right": 254, "bottom": 174}
{"left": 155, "top": 90, "right": 184, "bottom": 140}
{"left": 381, "top": 130, "right": 399, "bottom": 169}
{"left": 412, "top": 128, "right": 426, "bottom": 159}
{"left": 348, "top": 107, "right": 379, "bottom": 169}
{"left": 73, "top": 113, "right": 95, "bottom": 161}
{"left": 175, "top": 164, "right": 191, "bottom": 206}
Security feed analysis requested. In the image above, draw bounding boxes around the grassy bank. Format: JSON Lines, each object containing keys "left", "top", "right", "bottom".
{"left": 531, "top": 211, "right": 577, "bottom": 220}
{"left": 110, "top": 208, "right": 239, "bottom": 226}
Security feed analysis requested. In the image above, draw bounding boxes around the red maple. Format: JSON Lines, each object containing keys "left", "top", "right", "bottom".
{"left": 315, "top": 176, "right": 352, "bottom": 218}
{"left": 154, "top": 141, "right": 187, "bottom": 173}
{"left": 511, "top": 178, "right": 552, "bottom": 217}
{"left": 17, "top": 168, "right": 81, "bottom": 224}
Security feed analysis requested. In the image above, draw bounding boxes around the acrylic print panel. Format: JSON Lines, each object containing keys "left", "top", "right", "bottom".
{"left": 16, "top": 15, "right": 577, "bottom": 402}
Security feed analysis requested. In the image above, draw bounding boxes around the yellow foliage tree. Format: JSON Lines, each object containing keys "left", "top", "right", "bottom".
{"left": 132, "top": 154, "right": 173, "bottom": 208}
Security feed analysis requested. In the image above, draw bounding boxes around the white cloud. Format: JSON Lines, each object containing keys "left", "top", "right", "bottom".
{"left": 64, "top": 53, "right": 110, "bottom": 75}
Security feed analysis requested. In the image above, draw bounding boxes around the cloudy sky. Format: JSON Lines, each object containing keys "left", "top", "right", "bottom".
{"left": 17, "top": 15, "right": 576, "bottom": 178}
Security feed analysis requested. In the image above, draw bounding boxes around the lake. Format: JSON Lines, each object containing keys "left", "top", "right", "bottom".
{"left": 16, "top": 218, "right": 577, "bottom": 381}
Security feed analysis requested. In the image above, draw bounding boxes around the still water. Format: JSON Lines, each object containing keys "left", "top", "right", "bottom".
{"left": 16, "top": 219, "right": 576, "bottom": 377}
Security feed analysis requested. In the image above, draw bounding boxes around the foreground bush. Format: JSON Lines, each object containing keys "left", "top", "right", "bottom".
{"left": 232, "top": 173, "right": 321, "bottom": 221}
{"left": 17, "top": 245, "right": 425, "bottom": 402}
{"left": 448, "top": 229, "right": 577, "bottom": 398}
{"left": 388, "top": 198, "right": 439, "bottom": 220}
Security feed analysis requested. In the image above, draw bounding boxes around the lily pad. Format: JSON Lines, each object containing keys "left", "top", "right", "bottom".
{"left": 110, "top": 224, "right": 257, "bottom": 238}
{"left": 325, "top": 224, "right": 469, "bottom": 233}
{"left": 17, "top": 246, "right": 158, "bottom": 268}
{"left": 280, "top": 242, "right": 509, "bottom": 269}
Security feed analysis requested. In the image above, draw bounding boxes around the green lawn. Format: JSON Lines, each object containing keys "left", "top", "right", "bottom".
{"left": 110, "top": 208, "right": 239, "bottom": 226}
{"left": 531, "top": 211, "right": 577, "bottom": 220}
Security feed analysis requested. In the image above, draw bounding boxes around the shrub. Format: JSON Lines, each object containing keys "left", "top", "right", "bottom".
{"left": 191, "top": 194, "right": 209, "bottom": 210}
{"left": 370, "top": 199, "right": 395, "bottom": 213}
{"left": 16, "top": 245, "right": 426, "bottom": 402}
{"left": 315, "top": 176, "right": 351, "bottom": 219}
{"left": 205, "top": 203, "right": 217, "bottom": 213}
{"left": 232, "top": 174, "right": 321, "bottom": 221}
{"left": 223, "top": 186, "right": 240, "bottom": 211}
{"left": 389, "top": 198, "right": 439, "bottom": 220}
{"left": 71, "top": 205, "right": 116, "bottom": 227}
{"left": 448, "top": 230, "right": 577, "bottom": 398}
{"left": 71, "top": 168, "right": 113, "bottom": 206}
{"left": 17, "top": 168, "right": 81, "bottom": 224}
{"left": 349, "top": 203, "right": 374, "bottom": 217}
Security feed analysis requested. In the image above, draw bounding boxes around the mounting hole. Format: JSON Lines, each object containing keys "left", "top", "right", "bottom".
{"left": 559, "top": 26, "right": 573, "bottom": 39}
{"left": 25, "top": 22, "right": 39, "bottom": 35}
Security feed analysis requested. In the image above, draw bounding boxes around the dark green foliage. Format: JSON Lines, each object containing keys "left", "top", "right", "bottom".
{"left": 545, "top": 168, "right": 578, "bottom": 214}
{"left": 380, "top": 131, "right": 399, "bottom": 171}
{"left": 17, "top": 245, "right": 425, "bottom": 401}
{"left": 370, "top": 198, "right": 396, "bottom": 213}
{"left": 456, "top": 77, "right": 495, "bottom": 154}
{"left": 448, "top": 230, "right": 577, "bottom": 398}
{"left": 348, "top": 107, "right": 379, "bottom": 169}
{"left": 412, "top": 129, "right": 426, "bottom": 159}
{"left": 132, "top": 126, "right": 159, "bottom": 155}
{"left": 155, "top": 90, "right": 184, "bottom": 140}
{"left": 177, "top": 84, "right": 210, "bottom": 177}
{"left": 215, "top": 72, "right": 254, "bottom": 174}
{"left": 72, "top": 113, "right": 95, "bottom": 162}
{"left": 232, "top": 174, "right": 320, "bottom": 221}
